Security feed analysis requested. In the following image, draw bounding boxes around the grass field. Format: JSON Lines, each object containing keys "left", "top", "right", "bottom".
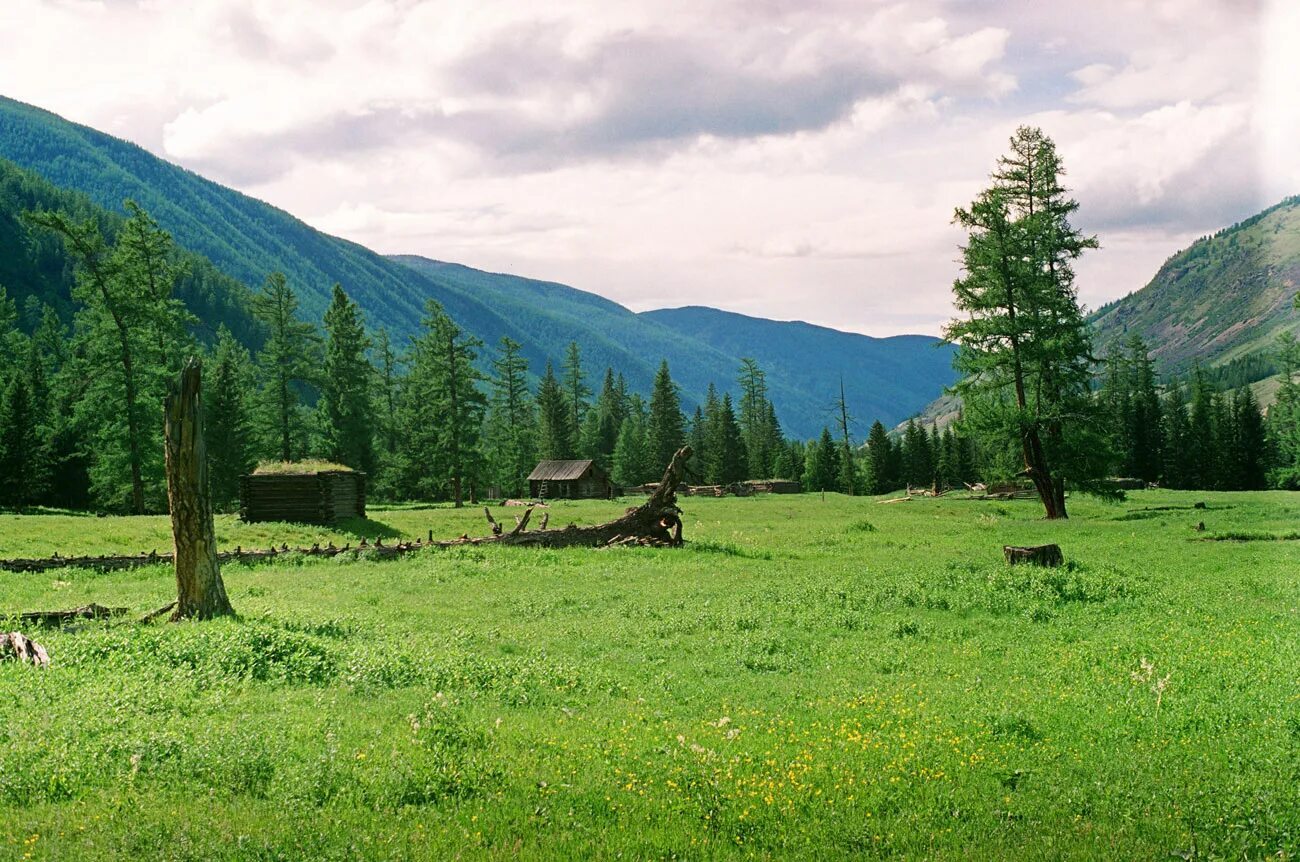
{"left": 1, "top": 491, "right": 1298, "bottom": 860}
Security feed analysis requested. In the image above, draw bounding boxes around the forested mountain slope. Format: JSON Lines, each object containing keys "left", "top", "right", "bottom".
{"left": 0, "top": 158, "right": 261, "bottom": 345}
{"left": 641, "top": 306, "right": 959, "bottom": 435}
{"left": 1091, "top": 196, "right": 1300, "bottom": 371}
{"left": 0, "top": 95, "right": 955, "bottom": 437}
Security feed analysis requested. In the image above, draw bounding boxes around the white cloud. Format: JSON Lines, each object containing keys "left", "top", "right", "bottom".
{"left": 0, "top": 0, "right": 1279, "bottom": 338}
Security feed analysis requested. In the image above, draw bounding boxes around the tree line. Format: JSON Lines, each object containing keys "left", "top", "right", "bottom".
{"left": 0, "top": 202, "right": 807, "bottom": 512}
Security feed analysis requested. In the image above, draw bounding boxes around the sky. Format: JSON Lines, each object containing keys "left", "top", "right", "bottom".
{"left": 1, "top": 0, "right": 1294, "bottom": 337}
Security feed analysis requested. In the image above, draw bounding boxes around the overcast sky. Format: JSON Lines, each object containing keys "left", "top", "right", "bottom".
{"left": 3, "top": 0, "right": 1295, "bottom": 336}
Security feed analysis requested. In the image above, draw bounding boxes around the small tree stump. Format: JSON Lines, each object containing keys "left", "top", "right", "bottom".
{"left": 1, "top": 632, "right": 50, "bottom": 666}
{"left": 1004, "top": 544, "right": 1063, "bottom": 567}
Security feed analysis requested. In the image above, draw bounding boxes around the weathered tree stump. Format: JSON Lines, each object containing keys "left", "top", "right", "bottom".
{"left": 165, "top": 359, "right": 235, "bottom": 621}
{"left": 1, "top": 632, "right": 50, "bottom": 666}
{"left": 1003, "top": 544, "right": 1064, "bottom": 567}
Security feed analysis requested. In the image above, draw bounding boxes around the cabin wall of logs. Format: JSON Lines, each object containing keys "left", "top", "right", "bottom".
{"left": 239, "top": 471, "right": 366, "bottom": 524}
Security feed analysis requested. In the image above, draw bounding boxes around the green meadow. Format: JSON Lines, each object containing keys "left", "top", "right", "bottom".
{"left": 1, "top": 491, "right": 1298, "bottom": 860}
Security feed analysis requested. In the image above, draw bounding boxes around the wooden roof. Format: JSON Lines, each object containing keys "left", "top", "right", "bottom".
{"left": 528, "top": 460, "right": 600, "bottom": 481}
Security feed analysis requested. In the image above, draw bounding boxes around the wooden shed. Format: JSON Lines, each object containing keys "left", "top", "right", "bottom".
{"left": 528, "top": 460, "right": 614, "bottom": 500}
{"left": 239, "top": 469, "right": 367, "bottom": 524}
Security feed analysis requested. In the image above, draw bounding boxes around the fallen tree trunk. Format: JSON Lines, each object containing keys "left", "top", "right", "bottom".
{"left": 1003, "top": 544, "right": 1064, "bottom": 567}
{"left": 429, "top": 446, "right": 692, "bottom": 549}
{"left": 19, "top": 603, "right": 129, "bottom": 625}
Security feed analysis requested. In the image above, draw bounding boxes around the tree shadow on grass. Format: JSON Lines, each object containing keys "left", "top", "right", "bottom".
{"left": 332, "top": 517, "right": 404, "bottom": 541}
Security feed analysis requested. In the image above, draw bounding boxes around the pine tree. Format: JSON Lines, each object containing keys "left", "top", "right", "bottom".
{"left": 319, "top": 284, "right": 374, "bottom": 473}
{"left": 393, "top": 301, "right": 486, "bottom": 505}
{"left": 901, "top": 420, "right": 932, "bottom": 488}
{"left": 484, "top": 336, "right": 536, "bottom": 497}
{"left": 1269, "top": 332, "right": 1300, "bottom": 488}
{"left": 29, "top": 202, "right": 193, "bottom": 512}
{"left": 707, "top": 392, "right": 747, "bottom": 485}
{"left": 579, "top": 368, "right": 623, "bottom": 473}
{"left": 1187, "top": 365, "right": 1218, "bottom": 489}
{"left": 737, "top": 358, "right": 781, "bottom": 478}
{"left": 373, "top": 327, "right": 400, "bottom": 456}
{"left": 561, "top": 341, "right": 590, "bottom": 444}
{"left": 944, "top": 127, "right": 1104, "bottom": 518}
{"left": 1161, "top": 383, "right": 1191, "bottom": 489}
{"left": 535, "top": 361, "right": 574, "bottom": 460}
{"left": 251, "top": 271, "right": 320, "bottom": 463}
{"left": 612, "top": 396, "right": 651, "bottom": 487}
{"left": 1231, "top": 386, "right": 1268, "bottom": 490}
{"left": 865, "top": 420, "right": 894, "bottom": 494}
{"left": 0, "top": 374, "right": 46, "bottom": 509}
{"left": 647, "top": 360, "right": 685, "bottom": 472}
{"left": 205, "top": 327, "right": 256, "bottom": 511}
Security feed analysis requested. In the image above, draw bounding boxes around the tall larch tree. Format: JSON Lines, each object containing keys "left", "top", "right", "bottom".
{"left": 319, "top": 284, "right": 374, "bottom": 473}
{"left": 484, "top": 336, "right": 536, "bottom": 496}
{"left": 251, "top": 272, "right": 319, "bottom": 463}
{"left": 943, "top": 127, "right": 1103, "bottom": 518}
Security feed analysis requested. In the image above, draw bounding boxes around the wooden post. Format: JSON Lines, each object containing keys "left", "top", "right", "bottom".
{"left": 165, "top": 358, "right": 235, "bottom": 620}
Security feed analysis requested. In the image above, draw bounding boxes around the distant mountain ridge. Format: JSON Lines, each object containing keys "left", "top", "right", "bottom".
{"left": 0, "top": 94, "right": 956, "bottom": 438}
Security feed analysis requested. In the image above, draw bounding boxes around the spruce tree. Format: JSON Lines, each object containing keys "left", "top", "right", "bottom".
{"left": 561, "top": 341, "right": 590, "bottom": 444}
{"left": 205, "top": 327, "right": 257, "bottom": 511}
{"left": 535, "top": 361, "right": 574, "bottom": 460}
{"left": 866, "top": 420, "right": 894, "bottom": 494}
{"left": 1269, "top": 332, "right": 1300, "bottom": 488}
{"left": 612, "top": 396, "right": 651, "bottom": 487}
{"left": 580, "top": 368, "right": 623, "bottom": 473}
{"left": 1187, "top": 365, "right": 1218, "bottom": 489}
{"left": 1232, "top": 386, "right": 1268, "bottom": 490}
{"left": 484, "top": 336, "right": 536, "bottom": 496}
{"left": 0, "top": 374, "right": 46, "bottom": 509}
{"left": 708, "top": 392, "right": 747, "bottom": 485}
{"left": 251, "top": 272, "right": 320, "bottom": 463}
{"left": 1161, "top": 383, "right": 1191, "bottom": 489}
{"left": 319, "top": 284, "right": 374, "bottom": 473}
{"left": 647, "top": 360, "right": 685, "bottom": 472}
{"left": 393, "top": 301, "right": 486, "bottom": 505}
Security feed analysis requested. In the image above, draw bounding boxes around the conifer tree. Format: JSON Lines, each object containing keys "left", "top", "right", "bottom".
{"left": 562, "top": 341, "right": 590, "bottom": 443}
{"left": 647, "top": 360, "right": 685, "bottom": 472}
{"left": 535, "top": 360, "right": 574, "bottom": 460}
{"left": 393, "top": 301, "right": 486, "bottom": 505}
{"left": 373, "top": 327, "right": 400, "bottom": 457}
{"left": 205, "top": 327, "right": 257, "bottom": 511}
{"left": 738, "top": 358, "right": 781, "bottom": 478}
{"left": 319, "top": 284, "right": 374, "bottom": 473}
{"left": 901, "top": 420, "right": 932, "bottom": 488}
{"left": 612, "top": 395, "right": 651, "bottom": 487}
{"left": 580, "top": 368, "right": 623, "bottom": 473}
{"left": 1269, "top": 332, "right": 1300, "bottom": 488}
{"left": 1231, "top": 385, "right": 1268, "bottom": 490}
{"left": 484, "top": 336, "right": 536, "bottom": 496}
{"left": 29, "top": 202, "right": 192, "bottom": 512}
{"left": 1161, "top": 383, "right": 1191, "bottom": 489}
{"left": 707, "top": 392, "right": 747, "bottom": 485}
{"left": 251, "top": 272, "right": 319, "bottom": 463}
{"left": 865, "top": 420, "right": 894, "bottom": 494}
{"left": 944, "top": 127, "right": 1104, "bottom": 518}
{"left": 1187, "top": 365, "right": 1218, "bottom": 489}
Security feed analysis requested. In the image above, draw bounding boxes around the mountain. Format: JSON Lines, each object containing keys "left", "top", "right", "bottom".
{"left": 0, "top": 95, "right": 954, "bottom": 438}
{"left": 1091, "top": 196, "right": 1300, "bottom": 370}
{"left": 641, "top": 307, "right": 958, "bottom": 434}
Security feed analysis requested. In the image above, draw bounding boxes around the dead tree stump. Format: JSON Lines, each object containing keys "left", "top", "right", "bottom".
{"left": 1003, "top": 544, "right": 1064, "bottom": 567}
{"left": 165, "top": 359, "right": 235, "bottom": 621}
{"left": 1, "top": 632, "right": 50, "bottom": 666}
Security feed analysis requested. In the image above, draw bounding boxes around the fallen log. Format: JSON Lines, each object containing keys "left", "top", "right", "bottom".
{"left": 19, "top": 603, "right": 129, "bottom": 625}
{"left": 0, "top": 632, "right": 49, "bottom": 666}
{"left": 421, "top": 447, "right": 692, "bottom": 549}
{"left": 1003, "top": 544, "right": 1064, "bottom": 567}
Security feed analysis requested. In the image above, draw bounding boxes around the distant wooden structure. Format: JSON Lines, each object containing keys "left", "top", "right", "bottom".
{"left": 239, "top": 470, "right": 367, "bottom": 524}
{"left": 528, "top": 460, "right": 614, "bottom": 500}
{"left": 745, "top": 479, "right": 802, "bottom": 494}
